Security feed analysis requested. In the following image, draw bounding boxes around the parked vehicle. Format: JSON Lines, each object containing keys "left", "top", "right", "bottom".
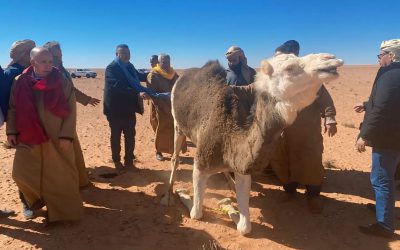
{"left": 69, "top": 68, "right": 97, "bottom": 78}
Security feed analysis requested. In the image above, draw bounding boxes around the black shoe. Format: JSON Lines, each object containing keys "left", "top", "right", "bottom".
{"left": 358, "top": 223, "right": 394, "bottom": 238}
{"left": 114, "top": 162, "right": 125, "bottom": 173}
{"left": 156, "top": 152, "right": 165, "bottom": 161}
{"left": 124, "top": 162, "right": 140, "bottom": 172}
{"left": 0, "top": 209, "right": 15, "bottom": 218}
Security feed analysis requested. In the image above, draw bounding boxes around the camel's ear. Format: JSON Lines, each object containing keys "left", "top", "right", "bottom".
{"left": 260, "top": 60, "right": 273, "bottom": 77}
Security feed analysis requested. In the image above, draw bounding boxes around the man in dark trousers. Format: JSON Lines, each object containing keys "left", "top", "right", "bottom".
{"left": 356, "top": 39, "right": 400, "bottom": 238}
{"left": 104, "top": 44, "right": 146, "bottom": 172}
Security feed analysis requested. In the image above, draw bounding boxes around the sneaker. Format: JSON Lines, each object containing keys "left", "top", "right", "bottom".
{"left": 22, "top": 205, "right": 34, "bottom": 219}
{"left": 358, "top": 223, "right": 394, "bottom": 238}
{"left": 156, "top": 152, "right": 165, "bottom": 161}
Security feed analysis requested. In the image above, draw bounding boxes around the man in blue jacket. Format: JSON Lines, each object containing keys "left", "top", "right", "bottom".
{"left": 104, "top": 44, "right": 146, "bottom": 172}
{"left": 356, "top": 39, "right": 400, "bottom": 238}
{"left": 0, "top": 40, "right": 35, "bottom": 120}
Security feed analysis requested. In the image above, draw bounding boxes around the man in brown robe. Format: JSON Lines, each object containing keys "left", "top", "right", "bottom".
{"left": 43, "top": 41, "right": 100, "bottom": 188}
{"left": 6, "top": 47, "right": 83, "bottom": 223}
{"left": 270, "top": 40, "right": 337, "bottom": 213}
{"left": 147, "top": 54, "right": 185, "bottom": 160}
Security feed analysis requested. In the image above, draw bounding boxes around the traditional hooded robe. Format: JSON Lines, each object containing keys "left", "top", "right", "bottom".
{"left": 60, "top": 66, "right": 90, "bottom": 187}
{"left": 147, "top": 66, "right": 186, "bottom": 154}
{"left": 6, "top": 67, "right": 83, "bottom": 222}
{"left": 270, "top": 85, "right": 337, "bottom": 186}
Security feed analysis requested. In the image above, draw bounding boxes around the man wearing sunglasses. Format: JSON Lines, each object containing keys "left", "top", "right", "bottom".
{"left": 356, "top": 39, "right": 400, "bottom": 238}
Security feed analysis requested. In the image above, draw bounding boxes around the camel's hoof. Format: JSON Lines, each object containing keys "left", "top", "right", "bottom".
{"left": 160, "top": 192, "right": 174, "bottom": 206}
{"left": 190, "top": 207, "right": 203, "bottom": 220}
{"left": 237, "top": 220, "right": 252, "bottom": 236}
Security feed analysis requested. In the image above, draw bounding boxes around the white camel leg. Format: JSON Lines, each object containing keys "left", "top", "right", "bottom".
{"left": 190, "top": 162, "right": 210, "bottom": 220}
{"left": 234, "top": 172, "right": 252, "bottom": 235}
{"left": 161, "top": 126, "right": 186, "bottom": 206}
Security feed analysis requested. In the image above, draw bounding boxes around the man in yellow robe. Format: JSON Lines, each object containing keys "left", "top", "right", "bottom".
{"left": 6, "top": 47, "right": 83, "bottom": 223}
{"left": 147, "top": 54, "right": 186, "bottom": 160}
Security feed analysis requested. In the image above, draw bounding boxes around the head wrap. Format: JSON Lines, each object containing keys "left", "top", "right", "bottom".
{"left": 225, "top": 46, "right": 253, "bottom": 83}
{"left": 9, "top": 39, "right": 36, "bottom": 66}
{"left": 225, "top": 46, "right": 248, "bottom": 65}
{"left": 275, "top": 40, "right": 300, "bottom": 56}
{"left": 380, "top": 39, "right": 400, "bottom": 62}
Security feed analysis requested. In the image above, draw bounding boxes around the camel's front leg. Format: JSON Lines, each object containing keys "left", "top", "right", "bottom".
{"left": 160, "top": 127, "right": 186, "bottom": 206}
{"left": 235, "top": 172, "right": 252, "bottom": 235}
{"left": 190, "top": 162, "right": 210, "bottom": 219}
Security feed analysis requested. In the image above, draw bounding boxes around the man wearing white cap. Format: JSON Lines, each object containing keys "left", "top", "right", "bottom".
{"left": 356, "top": 39, "right": 400, "bottom": 238}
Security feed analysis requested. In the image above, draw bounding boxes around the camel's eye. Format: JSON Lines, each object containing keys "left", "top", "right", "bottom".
{"left": 285, "top": 64, "right": 297, "bottom": 72}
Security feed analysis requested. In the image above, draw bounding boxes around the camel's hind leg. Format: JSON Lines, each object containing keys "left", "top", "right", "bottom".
{"left": 160, "top": 126, "right": 186, "bottom": 206}
{"left": 223, "top": 172, "right": 236, "bottom": 191}
{"left": 190, "top": 160, "right": 210, "bottom": 220}
{"left": 234, "top": 172, "right": 252, "bottom": 235}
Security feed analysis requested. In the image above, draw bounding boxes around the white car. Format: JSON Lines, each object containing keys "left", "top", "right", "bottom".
{"left": 70, "top": 68, "right": 97, "bottom": 78}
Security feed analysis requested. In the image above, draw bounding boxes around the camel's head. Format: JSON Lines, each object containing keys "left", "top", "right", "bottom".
{"left": 255, "top": 53, "right": 343, "bottom": 124}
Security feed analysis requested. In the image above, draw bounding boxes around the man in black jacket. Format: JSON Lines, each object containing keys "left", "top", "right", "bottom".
{"left": 356, "top": 39, "right": 400, "bottom": 238}
{"left": 104, "top": 44, "right": 146, "bottom": 171}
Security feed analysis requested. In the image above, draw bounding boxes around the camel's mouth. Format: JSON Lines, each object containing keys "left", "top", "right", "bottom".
{"left": 318, "top": 66, "right": 338, "bottom": 75}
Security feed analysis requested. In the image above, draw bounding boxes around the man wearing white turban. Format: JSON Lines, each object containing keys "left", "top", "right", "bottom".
{"left": 0, "top": 39, "right": 36, "bottom": 220}
{"left": 1, "top": 39, "right": 36, "bottom": 121}
{"left": 356, "top": 39, "right": 400, "bottom": 238}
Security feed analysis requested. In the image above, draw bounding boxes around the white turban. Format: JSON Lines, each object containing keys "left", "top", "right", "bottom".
{"left": 380, "top": 39, "right": 400, "bottom": 62}
{"left": 9, "top": 39, "right": 36, "bottom": 65}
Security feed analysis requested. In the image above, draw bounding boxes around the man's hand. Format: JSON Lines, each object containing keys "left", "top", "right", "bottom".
{"left": 140, "top": 93, "right": 150, "bottom": 100}
{"left": 7, "top": 135, "right": 18, "bottom": 146}
{"left": 325, "top": 124, "right": 337, "bottom": 137}
{"left": 88, "top": 98, "right": 100, "bottom": 107}
{"left": 59, "top": 139, "right": 72, "bottom": 151}
{"left": 354, "top": 104, "right": 366, "bottom": 113}
{"left": 356, "top": 137, "right": 366, "bottom": 153}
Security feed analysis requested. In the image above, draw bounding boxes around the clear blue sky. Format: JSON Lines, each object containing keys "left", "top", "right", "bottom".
{"left": 0, "top": 0, "right": 399, "bottom": 69}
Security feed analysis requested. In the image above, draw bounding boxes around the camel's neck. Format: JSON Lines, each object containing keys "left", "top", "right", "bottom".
{"left": 226, "top": 91, "right": 286, "bottom": 174}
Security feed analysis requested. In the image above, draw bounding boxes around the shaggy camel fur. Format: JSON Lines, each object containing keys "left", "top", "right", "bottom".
{"left": 163, "top": 53, "right": 343, "bottom": 235}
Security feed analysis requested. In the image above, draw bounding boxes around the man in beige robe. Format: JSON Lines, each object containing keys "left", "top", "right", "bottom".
{"left": 147, "top": 54, "right": 186, "bottom": 160}
{"left": 6, "top": 47, "right": 83, "bottom": 223}
{"left": 43, "top": 41, "right": 100, "bottom": 188}
{"left": 270, "top": 40, "right": 337, "bottom": 213}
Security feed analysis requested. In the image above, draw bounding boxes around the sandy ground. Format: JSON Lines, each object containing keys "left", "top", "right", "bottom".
{"left": 0, "top": 65, "right": 399, "bottom": 250}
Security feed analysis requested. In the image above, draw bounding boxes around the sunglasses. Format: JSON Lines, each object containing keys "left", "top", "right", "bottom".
{"left": 377, "top": 52, "right": 389, "bottom": 59}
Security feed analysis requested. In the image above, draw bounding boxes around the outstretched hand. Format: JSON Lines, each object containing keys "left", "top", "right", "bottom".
{"left": 140, "top": 93, "right": 150, "bottom": 100}
{"left": 354, "top": 104, "right": 365, "bottom": 113}
{"left": 88, "top": 98, "right": 100, "bottom": 107}
{"left": 7, "top": 135, "right": 18, "bottom": 146}
{"left": 355, "top": 137, "right": 366, "bottom": 153}
{"left": 59, "top": 139, "right": 72, "bottom": 151}
{"left": 324, "top": 124, "right": 337, "bottom": 137}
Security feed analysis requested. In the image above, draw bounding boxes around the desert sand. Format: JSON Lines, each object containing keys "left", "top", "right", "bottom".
{"left": 0, "top": 65, "right": 399, "bottom": 250}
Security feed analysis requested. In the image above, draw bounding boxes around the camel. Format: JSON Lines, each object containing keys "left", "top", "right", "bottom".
{"left": 163, "top": 53, "right": 343, "bottom": 235}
